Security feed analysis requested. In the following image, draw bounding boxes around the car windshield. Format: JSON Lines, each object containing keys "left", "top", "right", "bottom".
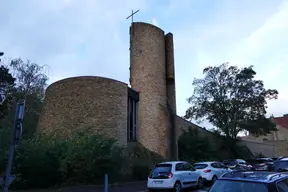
{"left": 209, "top": 180, "right": 268, "bottom": 192}
{"left": 223, "top": 160, "right": 236, "bottom": 166}
{"left": 274, "top": 161, "right": 288, "bottom": 172}
{"left": 150, "top": 164, "right": 172, "bottom": 179}
{"left": 193, "top": 164, "right": 208, "bottom": 169}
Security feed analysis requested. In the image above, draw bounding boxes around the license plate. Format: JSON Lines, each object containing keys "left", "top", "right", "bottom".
{"left": 153, "top": 180, "right": 164, "bottom": 184}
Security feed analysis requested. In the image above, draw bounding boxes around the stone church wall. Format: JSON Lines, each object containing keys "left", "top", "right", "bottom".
{"left": 37, "top": 76, "right": 128, "bottom": 147}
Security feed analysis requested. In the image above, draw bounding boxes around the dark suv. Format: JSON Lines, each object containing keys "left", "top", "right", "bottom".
{"left": 209, "top": 171, "right": 288, "bottom": 192}
{"left": 274, "top": 157, "right": 288, "bottom": 172}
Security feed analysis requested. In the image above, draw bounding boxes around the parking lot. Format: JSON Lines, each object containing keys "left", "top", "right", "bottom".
{"left": 39, "top": 182, "right": 210, "bottom": 192}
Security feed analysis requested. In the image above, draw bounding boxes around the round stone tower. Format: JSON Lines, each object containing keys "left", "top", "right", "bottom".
{"left": 130, "top": 22, "right": 177, "bottom": 159}
{"left": 37, "top": 76, "right": 128, "bottom": 147}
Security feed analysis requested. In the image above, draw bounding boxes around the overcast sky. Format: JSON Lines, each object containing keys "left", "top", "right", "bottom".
{"left": 1, "top": 0, "right": 288, "bottom": 129}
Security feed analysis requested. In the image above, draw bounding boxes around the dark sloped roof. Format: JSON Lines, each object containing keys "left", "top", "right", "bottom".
{"left": 273, "top": 115, "right": 288, "bottom": 129}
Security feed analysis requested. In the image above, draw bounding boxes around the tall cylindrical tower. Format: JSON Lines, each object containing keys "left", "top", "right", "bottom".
{"left": 130, "top": 22, "right": 169, "bottom": 158}
{"left": 165, "top": 33, "right": 176, "bottom": 114}
{"left": 165, "top": 33, "right": 178, "bottom": 159}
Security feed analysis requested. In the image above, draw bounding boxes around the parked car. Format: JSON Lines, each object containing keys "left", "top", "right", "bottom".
{"left": 272, "top": 156, "right": 283, "bottom": 161}
{"left": 147, "top": 161, "right": 203, "bottom": 192}
{"left": 256, "top": 158, "right": 274, "bottom": 171}
{"left": 246, "top": 159, "right": 269, "bottom": 171}
{"left": 222, "top": 159, "right": 252, "bottom": 170}
{"left": 273, "top": 157, "right": 288, "bottom": 172}
{"left": 193, "top": 161, "right": 232, "bottom": 184}
{"left": 209, "top": 171, "right": 288, "bottom": 192}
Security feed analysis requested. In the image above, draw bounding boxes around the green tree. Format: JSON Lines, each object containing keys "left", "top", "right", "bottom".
{"left": 10, "top": 58, "right": 48, "bottom": 100}
{"left": 185, "top": 63, "right": 278, "bottom": 139}
{"left": 0, "top": 65, "right": 15, "bottom": 122}
{"left": 178, "top": 127, "right": 215, "bottom": 162}
{"left": 0, "top": 58, "right": 49, "bottom": 136}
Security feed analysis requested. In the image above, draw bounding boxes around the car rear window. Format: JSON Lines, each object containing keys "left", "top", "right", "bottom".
{"left": 246, "top": 159, "right": 264, "bottom": 165}
{"left": 209, "top": 180, "right": 268, "bottom": 192}
{"left": 150, "top": 164, "right": 172, "bottom": 179}
{"left": 194, "top": 164, "right": 208, "bottom": 169}
{"left": 223, "top": 160, "right": 236, "bottom": 166}
{"left": 257, "top": 159, "right": 273, "bottom": 163}
{"left": 274, "top": 161, "right": 288, "bottom": 172}
{"left": 246, "top": 159, "right": 259, "bottom": 164}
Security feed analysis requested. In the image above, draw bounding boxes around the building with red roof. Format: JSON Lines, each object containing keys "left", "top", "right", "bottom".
{"left": 241, "top": 114, "right": 288, "bottom": 142}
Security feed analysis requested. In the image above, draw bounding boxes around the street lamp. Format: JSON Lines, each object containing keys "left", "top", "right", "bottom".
{"left": 0, "top": 52, "right": 4, "bottom": 62}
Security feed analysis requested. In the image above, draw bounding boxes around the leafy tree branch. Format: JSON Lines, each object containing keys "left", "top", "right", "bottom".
{"left": 185, "top": 63, "right": 278, "bottom": 139}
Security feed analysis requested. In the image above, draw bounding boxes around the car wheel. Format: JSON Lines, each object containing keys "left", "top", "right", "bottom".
{"left": 212, "top": 175, "right": 217, "bottom": 184}
{"left": 197, "top": 177, "right": 204, "bottom": 189}
{"left": 173, "top": 181, "right": 181, "bottom": 192}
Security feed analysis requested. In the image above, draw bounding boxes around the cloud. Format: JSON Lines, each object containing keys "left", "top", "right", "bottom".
{"left": 172, "top": 0, "right": 288, "bottom": 128}
{"left": 1, "top": 0, "right": 288, "bottom": 129}
{"left": 227, "top": 0, "right": 288, "bottom": 117}
{"left": 151, "top": 18, "right": 158, "bottom": 27}
{"left": 0, "top": 0, "right": 148, "bottom": 84}
{"left": 229, "top": 0, "right": 288, "bottom": 68}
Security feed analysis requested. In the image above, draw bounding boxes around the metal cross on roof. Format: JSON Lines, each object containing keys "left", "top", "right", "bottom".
{"left": 126, "top": 9, "right": 139, "bottom": 24}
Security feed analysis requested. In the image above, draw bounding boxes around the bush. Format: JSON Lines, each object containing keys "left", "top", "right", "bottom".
{"left": 12, "top": 134, "right": 67, "bottom": 189}
{"left": 0, "top": 128, "right": 11, "bottom": 176}
{"left": 178, "top": 127, "right": 216, "bottom": 162}
{"left": 60, "top": 130, "right": 124, "bottom": 185}
{"left": 124, "top": 144, "right": 165, "bottom": 181}
{"left": 0, "top": 129, "right": 125, "bottom": 190}
{"left": 254, "top": 152, "right": 266, "bottom": 158}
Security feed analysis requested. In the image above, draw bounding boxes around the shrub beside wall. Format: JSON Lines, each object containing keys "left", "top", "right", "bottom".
{"left": 0, "top": 129, "right": 126, "bottom": 190}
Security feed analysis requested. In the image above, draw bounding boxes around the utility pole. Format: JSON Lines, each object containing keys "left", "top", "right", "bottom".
{"left": 0, "top": 100, "right": 26, "bottom": 192}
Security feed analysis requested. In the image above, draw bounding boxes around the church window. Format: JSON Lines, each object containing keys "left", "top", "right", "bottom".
{"left": 127, "top": 88, "right": 139, "bottom": 142}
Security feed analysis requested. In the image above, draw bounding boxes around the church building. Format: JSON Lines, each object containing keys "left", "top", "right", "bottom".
{"left": 37, "top": 22, "right": 201, "bottom": 160}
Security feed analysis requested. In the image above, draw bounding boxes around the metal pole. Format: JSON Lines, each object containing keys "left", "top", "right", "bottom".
{"left": 2, "top": 106, "right": 20, "bottom": 192}
{"left": 2, "top": 100, "right": 25, "bottom": 192}
{"left": 104, "top": 174, "right": 108, "bottom": 192}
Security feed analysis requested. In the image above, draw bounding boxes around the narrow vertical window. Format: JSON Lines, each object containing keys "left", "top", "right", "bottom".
{"left": 127, "top": 88, "right": 139, "bottom": 142}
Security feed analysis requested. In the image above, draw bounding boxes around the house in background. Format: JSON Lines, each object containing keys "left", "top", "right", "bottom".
{"left": 241, "top": 114, "right": 288, "bottom": 142}
{"left": 241, "top": 114, "right": 288, "bottom": 156}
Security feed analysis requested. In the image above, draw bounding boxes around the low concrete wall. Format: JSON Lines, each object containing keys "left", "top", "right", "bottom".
{"left": 175, "top": 116, "right": 277, "bottom": 158}
{"left": 263, "top": 140, "right": 288, "bottom": 156}
{"left": 238, "top": 140, "right": 275, "bottom": 157}
{"left": 175, "top": 116, "right": 231, "bottom": 159}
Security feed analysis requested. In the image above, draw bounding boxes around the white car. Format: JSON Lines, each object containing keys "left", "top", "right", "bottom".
{"left": 147, "top": 161, "right": 203, "bottom": 192}
{"left": 193, "top": 161, "right": 233, "bottom": 183}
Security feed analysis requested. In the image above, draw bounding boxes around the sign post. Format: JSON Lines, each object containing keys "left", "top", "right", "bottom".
{"left": 1, "top": 100, "right": 25, "bottom": 192}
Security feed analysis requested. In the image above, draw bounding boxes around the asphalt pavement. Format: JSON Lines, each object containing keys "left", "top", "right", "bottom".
{"left": 15, "top": 182, "right": 210, "bottom": 192}
{"left": 54, "top": 182, "right": 210, "bottom": 192}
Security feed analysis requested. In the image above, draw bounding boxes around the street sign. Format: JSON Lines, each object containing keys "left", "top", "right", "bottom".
{"left": 2, "top": 100, "right": 25, "bottom": 192}
{"left": 0, "top": 176, "right": 15, "bottom": 188}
